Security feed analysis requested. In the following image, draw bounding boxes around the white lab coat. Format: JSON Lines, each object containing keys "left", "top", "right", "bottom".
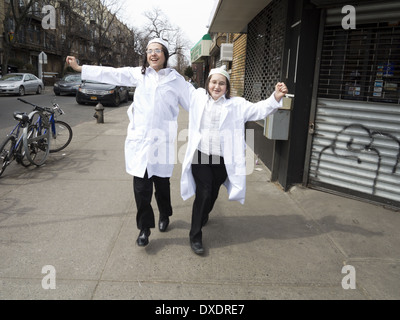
{"left": 81, "top": 65, "right": 190, "bottom": 178}
{"left": 181, "top": 88, "right": 282, "bottom": 204}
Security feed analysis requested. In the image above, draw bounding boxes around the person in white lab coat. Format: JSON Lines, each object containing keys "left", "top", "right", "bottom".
{"left": 66, "top": 38, "right": 190, "bottom": 247}
{"left": 181, "top": 66, "right": 288, "bottom": 254}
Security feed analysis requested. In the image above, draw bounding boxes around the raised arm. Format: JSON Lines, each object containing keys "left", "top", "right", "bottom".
{"left": 66, "top": 55, "right": 139, "bottom": 87}
{"left": 242, "top": 82, "right": 289, "bottom": 122}
{"left": 274, "top": 82, "right": 288, "bottom": 101}
{"left": 66, "top": 56, "right": 82, "bottom": 72}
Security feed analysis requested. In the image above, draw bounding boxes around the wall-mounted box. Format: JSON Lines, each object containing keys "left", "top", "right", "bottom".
{"left": 264, "top": 95, "right": 294, "bottom": 140}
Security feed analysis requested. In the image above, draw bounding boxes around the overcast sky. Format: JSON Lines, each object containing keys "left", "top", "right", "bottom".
{"left": 116, "top": 0, "right": 218, "bottom": 49}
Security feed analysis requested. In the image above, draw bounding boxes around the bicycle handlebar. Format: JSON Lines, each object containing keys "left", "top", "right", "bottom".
{"left": 17, "top": 98, "right": 55, "bottom": 114}
{"left": 17, "top": 98, "right": 35, "bottom": 106}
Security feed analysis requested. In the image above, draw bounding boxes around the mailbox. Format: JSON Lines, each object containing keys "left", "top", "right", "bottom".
{"left": 264, "top": 94, "right": 293, "bottom": 140}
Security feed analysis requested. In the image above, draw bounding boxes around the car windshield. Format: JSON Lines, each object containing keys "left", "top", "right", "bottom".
{"left": 64, "top": 74, "right": 81, "bottom": 82}
{"left": 0, "top": 74, "right": 23, "bottom": 81}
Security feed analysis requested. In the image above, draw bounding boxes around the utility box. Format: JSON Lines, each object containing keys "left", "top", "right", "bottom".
{"left": 264, "top": 95, "right": 293, "bottom": 140}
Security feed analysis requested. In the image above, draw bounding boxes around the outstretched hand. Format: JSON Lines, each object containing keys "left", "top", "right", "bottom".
{"left": 274, "top": 82, "right": 288, "bottom": 102}
{"left": 66, "top": 56, "right": 82, "bottom": 72}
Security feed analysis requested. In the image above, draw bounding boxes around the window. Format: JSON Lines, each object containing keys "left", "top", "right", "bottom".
{"left": 318, "top": 22, "right": 400, "bottom": 104}
{"left": 60, "top": 10, "right": 66, "bottom": 26}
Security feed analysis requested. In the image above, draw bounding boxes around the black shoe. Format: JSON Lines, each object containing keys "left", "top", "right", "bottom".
{"left": 137, "top": 229, "right": 151, "bottom": 247}
{"left": 158, "top": 217, "right": 170, "bottom": 232}
{"left": 190, "top": 240, "right": 205, "bottom": 255}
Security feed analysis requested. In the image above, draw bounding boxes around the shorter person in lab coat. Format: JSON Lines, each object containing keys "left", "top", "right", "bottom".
{"left": 181, "top": 65, "right": 288, "bottom": 255}
{"left": 66, "top": 38, "right": 190, "bottom": 247}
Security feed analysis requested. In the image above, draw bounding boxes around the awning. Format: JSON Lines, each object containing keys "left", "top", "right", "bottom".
{"left": 191, "top": 34, "right": 212, "bottom": 63}
{"left": 208, "top": 0, "right": 272, "bottom": 33}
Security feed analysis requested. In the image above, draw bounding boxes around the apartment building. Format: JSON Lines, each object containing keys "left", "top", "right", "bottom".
{"left": 0, "top": 0, "right": 136, "bottom": 81}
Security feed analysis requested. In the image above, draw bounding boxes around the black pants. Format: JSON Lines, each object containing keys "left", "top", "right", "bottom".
{"left": 133, "top": 170, "right": 172, "bottom": 230}
{"left": 190, "top": 151, "right": 228, "bottom": 242}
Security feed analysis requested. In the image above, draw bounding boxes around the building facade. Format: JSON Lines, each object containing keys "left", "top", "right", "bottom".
{"left": 195, "top": 0, "right": 400, "bottom": 208}
{"left": 0, "top": 0, "right": 136, "bottom": 81}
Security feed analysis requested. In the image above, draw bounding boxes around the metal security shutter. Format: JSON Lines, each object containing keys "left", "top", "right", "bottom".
{"left": 244, "top": 0, "right": 286, "bottom": 103}
{"left": 317, "top": 23, "right": 400, "bottom": 104}
{"left": 308, "top": 4, "right": 400, "bottom": 208}
{"left": 308, "top": 99, "right": 400, "bottom": 206}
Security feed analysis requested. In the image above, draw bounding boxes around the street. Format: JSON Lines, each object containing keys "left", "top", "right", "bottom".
{"left": 0, "top": 89, "right": 131, "bottom": 139}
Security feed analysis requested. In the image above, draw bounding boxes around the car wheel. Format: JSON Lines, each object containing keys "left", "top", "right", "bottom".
{"left": 54, "top": 90, "right": 60, "bottom": 96}
{"left": 113, "top": 93, "right": 120, "bottom": 107}
{"left": 36, "top": 86, "right": 42, "bottom": 94}
{"left": 18, "top": 86, "right": 25, "bottom": 96}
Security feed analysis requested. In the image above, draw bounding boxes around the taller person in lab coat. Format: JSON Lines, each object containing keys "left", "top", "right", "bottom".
{"left": 66, "top": 38, "right": 190, "bottom": 247}
{"left": 181, "top": 66, "right": 288, "bottom": 255}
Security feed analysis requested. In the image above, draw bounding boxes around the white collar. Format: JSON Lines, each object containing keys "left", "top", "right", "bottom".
{"left": 148, "top": 67, "right": 170, "bottom": 76}
{"left": 207, "top": 94, "right": 226, "bottom": 104}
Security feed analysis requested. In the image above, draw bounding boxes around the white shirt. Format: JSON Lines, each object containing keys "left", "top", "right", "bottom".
{"left": 147, "top": 67, "right": 169, "bottom": 83}
{"left": 181, "top": 88, "right": 282, "bottom": 204}
{"left": 81, "top": 65, "right": 191, "bottom": 178}
{"left": 198, "top": 95, "right": 226, "bottom": 156}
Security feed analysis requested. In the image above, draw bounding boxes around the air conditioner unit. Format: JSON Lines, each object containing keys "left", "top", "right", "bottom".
{"left": 220, "top": 43, "right": 233, "bottom": 61}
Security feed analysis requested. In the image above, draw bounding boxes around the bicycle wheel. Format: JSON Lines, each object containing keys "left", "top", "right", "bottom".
{"left": 16, "top": 135, "right": 32, "bottom": 167}
{"left": 23, "top": 112, "right": 51, "bottom": 166}
{"left": 0, "top": 136, "right": 16, "bottom": 177}
{"left": 50, "top": 120, "right": 73, "bottom": 153}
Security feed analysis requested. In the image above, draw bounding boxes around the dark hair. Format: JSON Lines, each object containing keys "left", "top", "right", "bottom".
{"left": 141, "top": 45, "right": 169, "bottom": 74}
{"left": 205, "top": 75, "right": 231, "bottom": 99}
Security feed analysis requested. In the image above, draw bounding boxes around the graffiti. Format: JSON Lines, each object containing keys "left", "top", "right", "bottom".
{"left": 315, "top": 124, "right": 400, "bottom": 195}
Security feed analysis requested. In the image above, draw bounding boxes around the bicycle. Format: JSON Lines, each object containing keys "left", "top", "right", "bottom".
{"left": 17, "top": 98, "right": 73, "bottom": 166}
{"left": 0, "top": 110, "right": 33, "bottom": 177}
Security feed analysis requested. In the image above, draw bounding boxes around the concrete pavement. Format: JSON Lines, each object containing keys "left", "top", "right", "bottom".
{"left": 0, "top": 104, "right": 399, "bottom": 300}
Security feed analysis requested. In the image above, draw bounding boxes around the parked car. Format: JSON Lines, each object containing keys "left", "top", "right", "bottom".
{"left": 127, "top": 86, "right": 136, "bottom": 101}
{"left": 53, "top": 73, "right": 82, "bottom": 96}
{"left": 0, "top": 73, "right": 43, "bottom": 96}
{"left": 76, "top": 81, "right": 129, "bottom": 107}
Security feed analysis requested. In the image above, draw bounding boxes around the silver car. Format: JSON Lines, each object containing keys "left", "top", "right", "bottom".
{"left": 0, "top": 73, "right": 44, "bottom": 96}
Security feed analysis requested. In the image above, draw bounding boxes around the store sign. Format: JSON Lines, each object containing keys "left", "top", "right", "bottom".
{"left": 191, "top": 39, "right": 212, "bottom": 63}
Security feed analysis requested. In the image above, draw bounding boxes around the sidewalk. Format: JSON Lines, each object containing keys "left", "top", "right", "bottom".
{"left": 0, "top": 105, "right": 399, "bottom": 300}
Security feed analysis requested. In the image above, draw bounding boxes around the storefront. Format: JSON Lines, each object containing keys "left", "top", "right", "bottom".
{"left": 305, "top": 0, "right": 400, "bottom": 208}
{"left": 208, "top": 0, "right": 400, "bottom": 208}
{"left": 190, "top": 34, "right": 212, "bottom": 88}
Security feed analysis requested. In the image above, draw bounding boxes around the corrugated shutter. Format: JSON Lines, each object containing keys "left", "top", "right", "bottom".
{"left": 308, "top": 4, "right": 400, "bottom": 207}
{"left": 308, "top": 98, "right": 400, "bottom": 206}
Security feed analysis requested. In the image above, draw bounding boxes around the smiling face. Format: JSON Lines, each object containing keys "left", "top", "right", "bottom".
{"left": 146, "top": 43, "right": 166, "bottom": 72}
{"left": 207, "top": 74, "right": 228, "bottom": 100}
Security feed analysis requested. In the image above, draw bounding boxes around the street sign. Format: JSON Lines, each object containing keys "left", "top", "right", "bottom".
{"left": 39, "top": 51, "right": 48, "bottom": 64}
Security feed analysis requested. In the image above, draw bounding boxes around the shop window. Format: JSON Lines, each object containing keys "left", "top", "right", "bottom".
{"left": 318, "top": 22, "right": 400, "bottom": 104}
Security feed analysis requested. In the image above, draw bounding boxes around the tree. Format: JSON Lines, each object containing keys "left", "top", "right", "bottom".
{"left": 1, "top": 0, "right": 35, "bottom": 76}
{"left": 184, "top": 66, "right": 194, "bottom": 79}
{"left": 89, "top": 0, "right": 125, "bottom": 65}
{"left": 141, "top": 7, "right": 191, "bottom": 73}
